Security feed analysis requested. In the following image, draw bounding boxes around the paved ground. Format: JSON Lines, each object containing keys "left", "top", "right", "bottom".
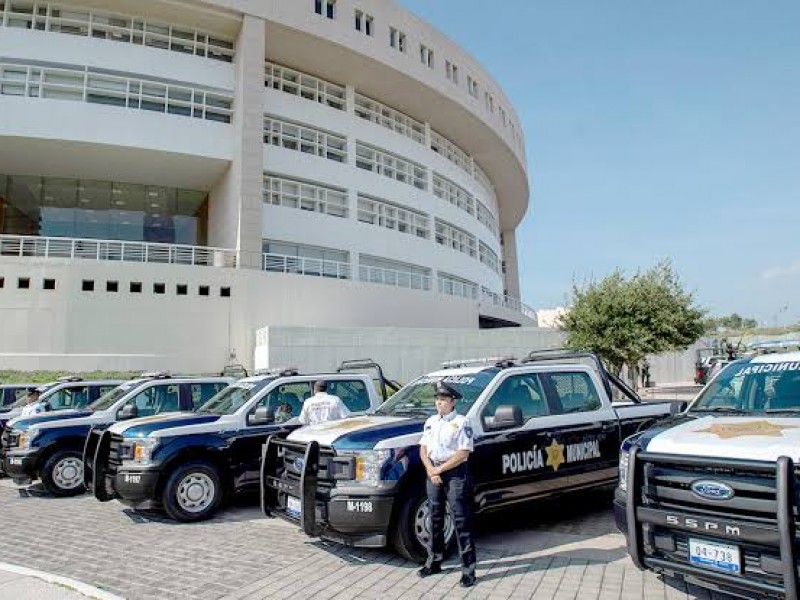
{"left": 0, "top": 479, "right": 736, "bottom": 600}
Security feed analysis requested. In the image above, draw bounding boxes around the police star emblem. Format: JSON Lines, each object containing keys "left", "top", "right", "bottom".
{"left": 698, "top": 420, "right": 800, "bottom": 439}
{"left": 545, "top": 438, "right": 566, "bottom": 471}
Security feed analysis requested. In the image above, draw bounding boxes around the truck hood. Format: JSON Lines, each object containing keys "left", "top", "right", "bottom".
{"left": 9, "top": 409, "right": 94, "bottom": 430}
{"left": 109, "top": 413, "right": 220, "bottom": 438}
{"left": 289, "top": 416, "right": 424, "bottom": 450}
{"left": 645, "top": 416, "right": 800, "bottom": 462}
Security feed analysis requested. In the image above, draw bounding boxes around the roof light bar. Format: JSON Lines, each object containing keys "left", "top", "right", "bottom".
{"left": 440, "top": 356, "right": 517, "bottom": 369}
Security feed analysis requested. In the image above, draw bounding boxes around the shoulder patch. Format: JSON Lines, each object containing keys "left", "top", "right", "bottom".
{"left": 464, "top": 424, "right": 473, "bottom": 439}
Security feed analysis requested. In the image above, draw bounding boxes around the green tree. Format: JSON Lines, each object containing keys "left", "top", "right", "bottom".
{"left": 559, "top": 261, "right": 706, "bottom": 382}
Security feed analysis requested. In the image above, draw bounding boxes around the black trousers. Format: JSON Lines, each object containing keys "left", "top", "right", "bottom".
{"left": 424, "top": 463, "right": 476, "bottom": 576}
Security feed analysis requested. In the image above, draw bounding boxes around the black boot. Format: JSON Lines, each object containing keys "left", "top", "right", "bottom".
{"left": 417, "top": 564, "right": 442, "bottom": 578}
{"left": 459, "top": 573, "right": 477, "bottom": 587}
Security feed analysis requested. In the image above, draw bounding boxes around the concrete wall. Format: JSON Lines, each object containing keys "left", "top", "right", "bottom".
{"left": 255, "top": 325, "right": 566, "bottom": 383}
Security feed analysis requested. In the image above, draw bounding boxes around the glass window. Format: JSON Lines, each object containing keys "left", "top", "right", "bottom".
{"left": 46, "top": 386, "right": 89, "bottom": 410}
{"left": 481, "top": 374, "right": 548, "bottom": 429}
{"left": 128, "top": 384, "right": 180, "bottom": 417}
{"left": 546, "top": 372, "right": 602, "bottom": 414}
{"left": 256, "top": 382, "right": 311, "bottom": 423}
{"left": 328, "top": 380, "right": 370, "bottom": 412}
{"left": 189, "top": 382, "right": 227, "bottom": 408}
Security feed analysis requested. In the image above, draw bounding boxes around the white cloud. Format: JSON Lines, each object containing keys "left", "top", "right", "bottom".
{"left": 762, "top": 261, "right": 800, "bottom": 280}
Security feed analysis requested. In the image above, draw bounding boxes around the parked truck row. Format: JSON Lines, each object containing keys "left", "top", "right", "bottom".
{"left": 12, "top": 348, "right": 800, "bottom": 600}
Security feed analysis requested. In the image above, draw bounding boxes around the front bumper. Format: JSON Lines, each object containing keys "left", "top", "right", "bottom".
{"left": 112, "top": 468, "right": 161, "bottom": 506}
{"left": 625, "top": 448, "right": 798, "bottom": 600}
{"left": 3, "top": 449, "right": 41, "bottom": 483}
{"left": 261, "top": 438, "right": 396, "bottom": 548}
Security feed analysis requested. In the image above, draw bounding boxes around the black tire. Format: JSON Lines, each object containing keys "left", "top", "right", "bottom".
{"left": 390, "top": 488, "right": 455, "bottom": 562}
{"left": 41, "top": 449, "right": 86, "bottom": 497}
{"left": 162, "top": 461, "right": 222, "bottom": 522}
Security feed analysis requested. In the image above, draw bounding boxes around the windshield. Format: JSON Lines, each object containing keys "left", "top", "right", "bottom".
{"left": 374, "top": 372, "right": 496, "bottom": 418}
{"left": 198, "top": 378, "right": 273, "bottom": 416}
{"left": 90, "top": 382, "right": 141, "bottom": 411}
{"left": 690, "top": 360, "right": 800, "bottom": 414}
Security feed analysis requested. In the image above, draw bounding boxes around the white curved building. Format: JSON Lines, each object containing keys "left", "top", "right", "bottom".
{"left": 0, "top": 0, "right": 534, "bottom": 372}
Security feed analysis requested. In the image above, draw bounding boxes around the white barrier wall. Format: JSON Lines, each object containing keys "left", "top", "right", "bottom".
{"left": 255, "top": 325, "right": 567, "bottom": 383}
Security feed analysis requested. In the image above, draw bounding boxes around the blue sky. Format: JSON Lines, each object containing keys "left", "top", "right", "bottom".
{"left": 399, "top": 1, "right": 800, "bottom": 326}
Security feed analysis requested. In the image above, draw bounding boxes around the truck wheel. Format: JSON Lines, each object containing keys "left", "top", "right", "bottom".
{"left": 391, "top": 489, "right": 455, "bottom": 562}
{"left": 162, "top": 461, "right": 222, "bottom": 522}
{"left": 41, "top": 450, "right": 85, "bottom": 497}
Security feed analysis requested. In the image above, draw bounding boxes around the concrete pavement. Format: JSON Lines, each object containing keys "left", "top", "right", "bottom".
{"left": 0, "top": 477, "right": 739, "bottom": 600}
{"left": 0, "top": 563, "right": 122, "bottom": 599}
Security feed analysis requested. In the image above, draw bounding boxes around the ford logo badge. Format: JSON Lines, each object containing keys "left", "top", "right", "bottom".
{"left": 293, "top": 457, "right": 305, "bottom": 472}
{"left": 691, "top": 480, "right": 734, "bottom": 501}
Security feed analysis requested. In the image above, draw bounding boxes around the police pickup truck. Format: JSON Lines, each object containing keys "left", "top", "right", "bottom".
{"left": 2, "top": 374, "right": 230, "bottom": 496}
{"left": 617, "top": 351, "right": 800, "bottom": 600}
{"left": 262, "top": 351, "right": 681, "bottom": 561}
{"left": 1, "top": 377, "right": 122, "bottom": 429}
{"left": 85, "top": 362, "right": 398, "bottom": 522}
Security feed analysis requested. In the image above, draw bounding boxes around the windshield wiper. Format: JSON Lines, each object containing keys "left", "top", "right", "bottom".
{"left": 764, "top": 408, "right": 800, "bottom": 414}
{"left": 690, "top": 407, "right": 749, "bottom": 414}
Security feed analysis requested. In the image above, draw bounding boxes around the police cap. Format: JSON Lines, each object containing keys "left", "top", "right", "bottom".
{"left": 434, "top": 382, "right": 462, "bottom": 400}
{"left": 26, "top": 386, "right": 39, "bottom": 394}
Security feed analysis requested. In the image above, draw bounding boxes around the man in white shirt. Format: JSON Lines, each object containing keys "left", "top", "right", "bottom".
{"left": 298, "top": 380, "right": 350, "bottom": 425}
{"left": 19, "top": 387, "right": 45, "bottom": 418}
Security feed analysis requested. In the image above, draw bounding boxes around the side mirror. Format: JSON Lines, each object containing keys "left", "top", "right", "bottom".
{"left": 118, "top": 403, "right": 138, "bottom": 420}
{"left": 248, "top": 406, "right": 271, "bottom": 426}
{"left": 42, "top": 401, "right": 52, "bottom": 412}
{"left": 492, "top": 405, "right": 523, "bottom": 430}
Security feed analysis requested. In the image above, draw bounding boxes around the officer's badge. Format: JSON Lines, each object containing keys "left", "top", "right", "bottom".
{"left": 464, "top": 425, "right": 473, "bottom": 439}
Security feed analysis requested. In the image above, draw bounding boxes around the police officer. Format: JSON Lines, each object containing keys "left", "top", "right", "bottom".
{"left": 298, "top": 380, "right": 350, "bottom": 425}
{"left": 19, "top": 387, "right": 44, "bottom": 418}
{"left": 418, "top": 382, "right": 477, "bottom": 587}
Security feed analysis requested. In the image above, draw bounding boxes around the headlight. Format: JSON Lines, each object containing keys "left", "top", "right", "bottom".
{"left": 342, "top": 450, "right": 392, "bottom": 486}
{"left": 130, "top": 437, "right": 159, "bottom": 465}
{"left": 618, "top": 451, "right": 630, "bottom": 491}
{"left": 17, "top": 428, "right": 39, "bottom": 450}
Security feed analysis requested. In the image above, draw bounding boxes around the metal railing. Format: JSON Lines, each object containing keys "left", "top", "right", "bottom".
{"left": 0, "top": 235, "right": 237, "bottom": 267}
{"left": 263, "top": 253, "right": 351, "bottom": 279}
{"left": 358, "top": 265, "right": 431, "bottom": 291}
{"left": 481, "top": 288, "right": 537, "bottom": 321}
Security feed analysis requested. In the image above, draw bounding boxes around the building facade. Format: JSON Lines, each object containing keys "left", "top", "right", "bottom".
{"left": 0, "top": 0, "right": 533, "bottom": 372}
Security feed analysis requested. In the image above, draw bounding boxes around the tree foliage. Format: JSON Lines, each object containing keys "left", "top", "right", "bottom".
{"left": 559, "top": 261, "right": 706, "bottom": 374}
{"left": 703, "top": 313, "right": 758, "bottom": 333}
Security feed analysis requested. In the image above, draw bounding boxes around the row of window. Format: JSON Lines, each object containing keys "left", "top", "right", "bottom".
{"left": 264, "top": 61, "right": 497, "bottom": 201}
{"left": 263, "top": 115, "right": 347, "bottom": 162}
{"left": 263, "top": 175, "right": 348, "bottom": 219}
{"left": 308, "top": 0, "right": 523, "bottom": 153}
{"left": 0, "top": 1, "right": 235, "bottom": 62}
{"left": 433, "top": 172, "right": 499, "bottom": 238}
{"left": 262, "top": 171, "right": 499, "bottom": 268}
{"left": 0, "top": 61, "right": 233, "bottom": 123}
{"left": 0, "top": 276, "right": 231, "bottom": 296}
{"left": 355, "top": 142, "right": 427, "bottom": 190}
{"left": 262, "top": 238, "right": 488, "bottom": 298}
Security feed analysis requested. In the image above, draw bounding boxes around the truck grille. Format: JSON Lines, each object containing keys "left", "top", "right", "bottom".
{"left": 277, "top": 439, "right": 337, "bottom": 492}
{"left": 107, "top": 433, "right": 125, "bottom": 475}
{"left": 628, "top": 450, "right": 797, "bottom": 596}
{"left": 1, "top": 429, "right": 17, "bottom": 449}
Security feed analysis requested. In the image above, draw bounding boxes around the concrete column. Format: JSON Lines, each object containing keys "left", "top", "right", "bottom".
{"left": 208, "top": 15, "right": 265, "bottom": 269}
{"left": 501, "top": 228, "right": 521, "bottom": 299}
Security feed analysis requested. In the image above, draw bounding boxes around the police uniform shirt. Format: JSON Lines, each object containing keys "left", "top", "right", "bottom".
{"left": 19, "top": 402, "right": 45, "bottom": 418}
{"left": 420, "top": 411, "right": 474, "bottom": 464}
{"left": 298, "top": 392, "right": 351, "bottom": 425}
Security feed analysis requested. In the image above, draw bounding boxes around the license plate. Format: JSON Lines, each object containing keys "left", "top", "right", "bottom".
{"left": 286, "top": 495, "right": 301, "bottom": 520}
{"left": 8, "top": 457, "right": 22, "bottom": 465}
{"left": 688, "top": 538, "right": 741, "bottom": 574}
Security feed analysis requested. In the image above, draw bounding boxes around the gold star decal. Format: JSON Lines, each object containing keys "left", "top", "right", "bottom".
{"left": 545, "top": 438, "right": 566, "bottom": 471}
{"left": 698, "top": 420, "right": 800, "bottom": 439}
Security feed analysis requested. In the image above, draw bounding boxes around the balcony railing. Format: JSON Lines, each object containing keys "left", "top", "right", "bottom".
{"left": 263, "top": 253, "right": 350, "bottom": 279}
{"left": 0, "top": 235, "right": 237, "bottom": 267}
{"left": 481, "top": 288, "right": 537, "bottom": 321}
{"left": 358, "top": 265, "right": 431, "bottom": 291}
